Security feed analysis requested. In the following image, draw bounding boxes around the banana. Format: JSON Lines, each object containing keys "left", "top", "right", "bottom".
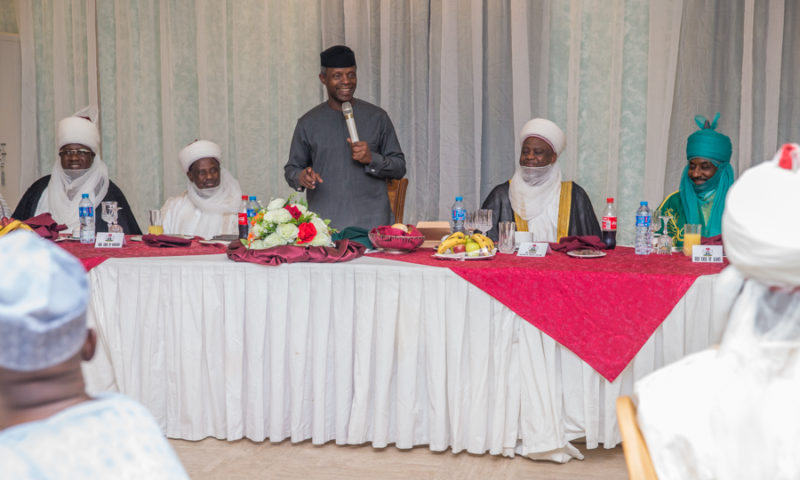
{"left": 470, "top": 233, "right": 495, "bottom": 254}
{"left": 437, "top": 236, "right": 465, "bottom": 254}
{"left": 444, "top": 231, "right": 465, "bottom": 242}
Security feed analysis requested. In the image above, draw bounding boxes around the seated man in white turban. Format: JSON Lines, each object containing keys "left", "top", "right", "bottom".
{"left": 160, "top": 140, "right": 242, "bottom": 239}
{"left": 481, "top": 118, "right": 601, "bottom": 242}
{"left": 633, "top": 144, "right": 800, "bottom": 480}
{"left": 12, "top": 112, "right": 141, "bottom": 235}
{"left": 0, "top": 231, "right": 188, "bottom": 478}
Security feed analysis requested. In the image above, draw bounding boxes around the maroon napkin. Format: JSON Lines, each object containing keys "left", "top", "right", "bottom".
{"left": 549, "top": 235, "right": 606, "bottom": 253}
{"left": 142, "top": 234, "right": 193, "bottom": 247}
{"left": 701, "top": 234, "right": 723, "bottom": 245}
{"left": 226, "top": 239, "right": 366, "bottom": 266}
{"left": 23, "top": 213, "right": 68, "bottom": 240}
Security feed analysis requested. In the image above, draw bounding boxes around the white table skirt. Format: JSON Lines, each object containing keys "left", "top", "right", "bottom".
{"left": 83, "top": 254, "right": 727, "bottom": 462}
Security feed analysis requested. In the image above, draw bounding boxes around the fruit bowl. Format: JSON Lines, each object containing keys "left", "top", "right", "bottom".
{"left": 369, "top": 226, "right": 425, "bottom": 253}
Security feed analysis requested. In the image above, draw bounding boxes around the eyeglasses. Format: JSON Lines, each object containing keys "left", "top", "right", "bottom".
{"left": 59, "top": 149, "right": 93, "bottom": 157}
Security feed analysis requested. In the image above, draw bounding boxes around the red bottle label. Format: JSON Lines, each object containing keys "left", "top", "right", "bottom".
{"left": 602, "top": 216, "right": 617, "bottom": 230}
{"left": 238, "top": 212, "right": 248, "bottom": 225}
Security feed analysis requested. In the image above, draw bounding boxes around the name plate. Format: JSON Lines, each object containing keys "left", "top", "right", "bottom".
{"left": 95, "top": 232, "right": 125, "bottom": 248}
{"left": 692, "top": 245, "right": 723, "bottom": 263}
{"left": 517, "top": 242, "right": 549, "bottom": 257}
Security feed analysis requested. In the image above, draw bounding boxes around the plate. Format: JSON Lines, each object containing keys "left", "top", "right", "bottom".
{"left": 566, "top": 249, "right": 606, "bottom": 259}
{"left": 129, "top": 235, "right": 143, "bottom": 242}
{"left": 433, "top": 249, "right": 496, "bottom": 261}
{"left": 199, "top": 239, "right": 230, "bottom": 246}
{"left": 55, "top": 236, "right": 80, "bottom": 242}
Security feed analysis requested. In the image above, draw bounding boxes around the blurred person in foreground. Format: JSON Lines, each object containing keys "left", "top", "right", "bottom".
{"left": 481, "top": 118, "right": 600, "bottom": 242}
{"left": 160, "top": 139, "right": 242, "bottom": 239}
{"left": 0, "top": 230, "right": 188, "bottom": 479}
{"left": 657, "top": 113, "right": 734, "bottom": 246}
{"left": 634, "top": 143, "right": 800, "bottom": 480}
{"left": 12, "top": 109, "right": 141, "bottom": 235}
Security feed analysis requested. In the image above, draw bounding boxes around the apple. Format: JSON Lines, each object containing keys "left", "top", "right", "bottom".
{"left": 452, "top": 243, "right": 466, "bottom": 254}
{"left": 465, "top": 240, "right": 480, "bottom": 257}
{"left": 391, "top": 223, "right": 409, "bottom": 234}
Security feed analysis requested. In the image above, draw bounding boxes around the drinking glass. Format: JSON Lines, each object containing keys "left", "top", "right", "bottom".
{"left": 498, "top": 221, "right": 516, "bottom": 254}
{"left": 655, "top": 215, "right": 673, "bottom": 255}
{"left": 464, "top": 211, "right": 476, "bottom": 235}
{"left": 683, "top": 224, "right": 702, "bottom": 256}
{"left": 148, "top": 209, "right": 164, "bottom": 235}
{"left": 101, "top": 201, "right": 123, "bottom": 234}
{"left": 475, "top": 209, "right": 493, "bottom": 236}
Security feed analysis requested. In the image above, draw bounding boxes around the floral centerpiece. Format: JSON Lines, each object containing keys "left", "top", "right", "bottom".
{"left": 246, "top": 195, "right": 336, "bottom": 249}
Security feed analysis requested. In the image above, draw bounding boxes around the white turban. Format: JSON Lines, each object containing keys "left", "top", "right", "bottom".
{"left": 57, "top": 116, "right": 100, "bottom": 154}
{"left": 519, "top": 118, "right": 566, "bottom": 157}
{"left": 0, "top": 230, "right": 88, "bottom": 372}
{"left": 722, "top": 143, "right": 800, "bottom": 288}
{"left": 179, "top": 140, "right": 222, "bottom": 173}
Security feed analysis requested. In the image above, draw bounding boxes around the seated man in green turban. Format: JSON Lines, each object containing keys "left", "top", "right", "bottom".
{"left": 657, "top": 113, "right": 734, "bottom": 246}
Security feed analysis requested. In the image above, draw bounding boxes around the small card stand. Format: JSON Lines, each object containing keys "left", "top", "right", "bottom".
{"left": 95, "top": 232, "right": 125, "bottom": 248}
{"left": 517, "top": 242, "right": 549, "bottom": 257}
{"left": 691, "top": 245, "right": 723, "bottom": 263}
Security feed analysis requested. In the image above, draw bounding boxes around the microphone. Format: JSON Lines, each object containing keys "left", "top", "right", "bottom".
{"left": 341, "top": 102, "right": 360, "bottom": 143}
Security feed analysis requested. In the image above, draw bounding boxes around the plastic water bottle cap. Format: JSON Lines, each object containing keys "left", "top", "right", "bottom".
{"left": 82, "top": 193, "right": 89, "bottom": 198}
{"left": 455, "top": 196, "right": 463, "bottom": 202}
{"left": 640, "top": 201, "right": 647, "bottom": 206}
{"left": 249, "top": 196, "right": 256, "bottom": 201}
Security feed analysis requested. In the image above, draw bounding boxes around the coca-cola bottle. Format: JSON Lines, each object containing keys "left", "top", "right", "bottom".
{"left": 238, "top": 195, "right": 249, "bottom": 239}
{"left": 601, "top": 197, "right": 617, "bottom": 249}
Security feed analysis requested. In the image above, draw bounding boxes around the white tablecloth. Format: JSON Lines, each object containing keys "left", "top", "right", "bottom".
{"left": 83, "top": 254, "right": 728, "bottom": 462}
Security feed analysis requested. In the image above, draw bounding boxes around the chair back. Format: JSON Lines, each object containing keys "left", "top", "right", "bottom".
{"left": 616, "top": 396, "right": 659, "bottom": 480}
{"left": 386, "top": 178, "right": 408, "bottom": 224}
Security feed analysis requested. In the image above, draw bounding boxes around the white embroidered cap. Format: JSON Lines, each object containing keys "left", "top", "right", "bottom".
{"left": 519, "top": 118, "right": 567, "bottom": 157}
{"left": 0, "top": 231, "right": 89, "bottom": 371}
{"left": 179, "top": 140, "right": 222, "bottom": 173}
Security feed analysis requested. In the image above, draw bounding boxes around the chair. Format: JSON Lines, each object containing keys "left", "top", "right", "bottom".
{"left": 616, "top": 396, "right": 659, "bottom": 480}
{"left": 386, "top": 178, "right": 408, "bottom": 224}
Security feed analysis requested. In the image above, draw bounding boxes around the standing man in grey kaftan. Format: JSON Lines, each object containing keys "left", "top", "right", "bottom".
{"left": 284, "top": 45, "right": 405, "bottom": 230}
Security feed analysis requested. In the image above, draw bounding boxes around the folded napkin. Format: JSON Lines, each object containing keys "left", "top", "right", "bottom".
{"left": 549, "top": 235, "right": 606, "bottom": 253}
{"left": 701, "top": 234, "right": 723, "bottom": 245}
{"left": 22, "top": 213, "right": 68, "bottom": 240}
{"left": 142, "top": 234, "right": 193, "bottom": 247}
{"left": 226, "top": 239, "right": 366, "bottom": 266}
{"left": 332, "top": 226, "right": 373, "bottom": 249}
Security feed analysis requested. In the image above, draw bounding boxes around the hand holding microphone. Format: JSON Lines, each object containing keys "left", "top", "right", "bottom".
{"left": 342, "top": 101, "right": 372, "bottom": 165}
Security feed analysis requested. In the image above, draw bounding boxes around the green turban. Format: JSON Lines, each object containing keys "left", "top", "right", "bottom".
{"left": 679, "top": 113, "right": 734, "bottom": 237}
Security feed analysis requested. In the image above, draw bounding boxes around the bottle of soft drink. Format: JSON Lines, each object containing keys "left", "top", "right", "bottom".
{"left": 635, "top": 201, "right": 651, "bottom": 255}
{"left": 78, "top": 193, "right": 95, "bottom": 244}
{"left": 450, "top": 196, "right": 466, "bottom": 233}
{"left": 601, "top": 197, "right": 617, "bottom": 250}
{"left": 238, "top": 195, "right": 249, "bottom": 239}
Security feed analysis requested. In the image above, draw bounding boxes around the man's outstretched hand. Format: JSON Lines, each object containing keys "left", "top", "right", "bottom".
{"left": 299, "top": 167, "right": 323, "bottom": 189}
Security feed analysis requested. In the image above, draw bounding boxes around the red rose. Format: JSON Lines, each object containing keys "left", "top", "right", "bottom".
{"left": 284, "top": 205, "right": 302, "bottom": 219}
{"left": 296, "top": 222, "right": 317, "bottom": 244}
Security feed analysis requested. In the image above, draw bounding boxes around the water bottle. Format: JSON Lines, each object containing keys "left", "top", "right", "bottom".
{"left": 601, "top": 197, "right": 617, "bottom": 250}
{"left": 78, "top": 193, "right": 95, "bottom": 244}
{"left": 635, "top": 201, "right": 651, "bottom": 255}
{"left": 450, "top": 196, "right": 466, "bottom": 234}
{"left": 247, "top": 196, "right": 259, "bottom": 225}
{"left": 238, "top": 195, "right": 249, "bottom": 239}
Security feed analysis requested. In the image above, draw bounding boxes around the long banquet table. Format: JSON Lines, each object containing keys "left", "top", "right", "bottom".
{"left": 75, "top": 242, "right": 731, "bottom": 463}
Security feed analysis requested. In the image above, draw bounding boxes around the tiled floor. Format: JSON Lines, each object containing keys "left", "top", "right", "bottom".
{"left": 170, "top": 437, "right": 628, "bottom": 479}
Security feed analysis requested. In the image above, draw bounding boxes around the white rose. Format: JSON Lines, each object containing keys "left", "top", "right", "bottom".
{"left": 309, "top": 231, "right": 332, "bottom": 247}
{"left": 310, "top": 216, "right": 329, "bottom": 234}
{"left": 276, "top": 223, "right": 298, "bottom": 242}
{"left": 267, "top": 198, "right": 286, "bottom": 211}
{"left": 262, "top": 232, "right": 285, "bottom": 248}
{"left": 250, "top": 223, "right": 266, "bottom": 238}
{"left": 249, "top": 239, "right": 267, "bottom": 250}
{"left": 265, "top": 208, "right": 292, "bottom": 224}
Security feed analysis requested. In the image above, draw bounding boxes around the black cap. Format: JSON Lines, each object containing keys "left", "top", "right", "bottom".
{"left": 320, "top": 45, "right": 356, "bottom": 68}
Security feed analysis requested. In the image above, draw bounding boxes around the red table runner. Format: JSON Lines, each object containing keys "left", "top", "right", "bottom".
{"left": 58, "top": 237, "right": 227, "bottom": 271}
{"left": 368, "top": 247, "right": 727, "bottom": 382}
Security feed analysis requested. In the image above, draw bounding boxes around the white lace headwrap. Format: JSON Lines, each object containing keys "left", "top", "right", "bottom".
{"left": 37, "top": 115, "right": 109, "bottom": 233}
{"left": 508, "top": 118, "right": 566, "bottom": 242}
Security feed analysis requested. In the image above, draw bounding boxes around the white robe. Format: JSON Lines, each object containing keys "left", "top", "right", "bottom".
{"left": 161, "top": 191, "right": 238, "bottom": 239}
